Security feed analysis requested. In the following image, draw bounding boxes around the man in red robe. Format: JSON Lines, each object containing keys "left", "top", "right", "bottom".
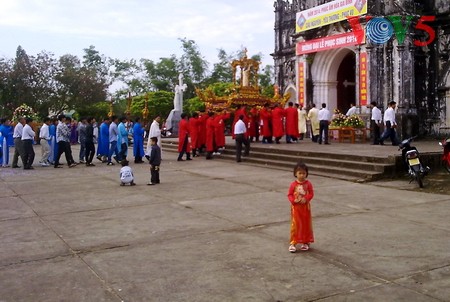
{"left": 271, "top": 103, "right": 285, "bottom": 144}
{"left": 285, "top": 101, "right": 299, "bottom": 143}
{"left": 197, "top": 111, "right": 208, "bottom": 154}
{"left": 189, "top": 112, "right": 200, "bottom": 157}
{"left": 248, "top": 105, "right": 260, "bottom": 142}
{"left": 259, "top": 103, "right": 272, "bottom": 144}
{"left": 205, "top": 111, "right": 216, "bottom": 160}
{"left": 232, "top": 105, "right": 247, "bottom": 139}
{"left": 214, "top": 110, "right": 230, "bottom": 151}
{"left": 177, "top": 113, "right": 191, "bottom": 161}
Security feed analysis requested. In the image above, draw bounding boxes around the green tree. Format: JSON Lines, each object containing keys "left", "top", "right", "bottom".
{"left": 141, "top": 55, "right": 179, "bottom": 92}
{"left": 178, "top": 38, "right": 209, "bottom": 98}
{"left": 205, "top": 48, "right": 233, "bottom": 85}
{"left": 130, "top": 91, "right": 174, "bottom": 121}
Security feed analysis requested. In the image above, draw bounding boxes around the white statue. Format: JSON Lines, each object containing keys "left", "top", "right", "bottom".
{"left": 174, "top": 73, "right": 187, "bottom": 112}
{"left": 242, "top": 66, "right": 250, "bottom": 87}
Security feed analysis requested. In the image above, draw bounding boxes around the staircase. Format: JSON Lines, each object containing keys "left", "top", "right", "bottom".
{"left": 161, "top": 140, "right": 396, "bottom": 182}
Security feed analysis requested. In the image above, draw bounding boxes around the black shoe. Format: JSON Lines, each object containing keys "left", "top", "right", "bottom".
{"left": 380, "top": 141, "right": 385, "bottom": 145}
{"left": 12, "top": 165, "right": 21, "bottom": 168}
{"left": 177, "top": 158, "right": 184, "bottom": 161}
{"left": 114, "top": 156, "right": 120, "bottom": 163}
{"left": 147, "top": 182, "right": 156, "bottom": 185}
{"left": 325, "top": 142, "right": 330, "bottom": 145}
{"left": 186, "top": 158, "right": 192, "bottom": 160}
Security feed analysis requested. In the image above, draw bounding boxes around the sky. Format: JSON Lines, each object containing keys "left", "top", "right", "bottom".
{"left": 0, "top": 0, "right": 276, "bottom": 69}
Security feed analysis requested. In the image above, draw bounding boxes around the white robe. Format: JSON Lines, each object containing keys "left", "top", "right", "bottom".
{"left": 146, "top": 120, "right": 162, "bottom": 157}
{"left": 308, "top": 108, "right": 320, "bottom": 136}
{"left": 297, "top": 108, "right": 307, "bottom": 134}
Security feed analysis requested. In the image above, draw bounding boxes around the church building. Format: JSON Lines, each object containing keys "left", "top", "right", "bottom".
{"left": 272, "top": 0, "right": 450, "bottom": 137}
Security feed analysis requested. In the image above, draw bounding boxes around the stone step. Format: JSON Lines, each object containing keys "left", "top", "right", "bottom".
{"left": 161, "top": 142, "right": 391, "bottom": 182}
{"left": 219, "top": 148, "right": 392, "bottom": 173}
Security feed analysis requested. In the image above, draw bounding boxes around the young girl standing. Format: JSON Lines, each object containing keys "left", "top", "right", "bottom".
{"left": 287, "top": 162, "right": 315, "bottom": 252}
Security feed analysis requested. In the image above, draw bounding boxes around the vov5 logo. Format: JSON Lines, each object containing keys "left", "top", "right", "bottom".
{"left": 347, "top": 15, "right": 436, "bottom": 46}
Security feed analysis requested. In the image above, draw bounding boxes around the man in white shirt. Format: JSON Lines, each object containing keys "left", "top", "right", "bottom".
{"left": 21, "top": 118, "right": 35, "bottom": 170}
{"left": 318, "top": 103, "right": 331, "bottom": 145}
{"left": 234, "top": 115, "right": 250, "bottom": 162}
{"left": 39, "top": 117, "right": 51, "bottom": 166}
{"left": 11, "top": 117, "right": 25, "bottom": 168}
{"left": 346, "top": 104, "right": 358, "bottom": 116}
{"left": 369, "top": 101, "right": 382, "bottom": 145}
{"left": 380, "top": 101, "right": 399, "bottom": 146}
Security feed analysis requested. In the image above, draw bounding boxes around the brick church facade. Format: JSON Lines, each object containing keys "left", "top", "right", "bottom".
{"left": 272, "top": 0, "right": 450, "bottom": 137}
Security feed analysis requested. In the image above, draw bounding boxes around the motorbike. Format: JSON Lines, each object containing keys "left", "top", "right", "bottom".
{"left": 439, "top": 137, "right": 450, "bottom": 173}
{"left": 398, "top": 136, "right": 430, "bottom": 188}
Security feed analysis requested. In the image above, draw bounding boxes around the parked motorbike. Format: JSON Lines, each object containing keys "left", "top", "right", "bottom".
{"left": 439, "top": 137, "right": 450, "bottom": 173}
{"left": 398, "top": 137, "right": 430, "bottom": 188}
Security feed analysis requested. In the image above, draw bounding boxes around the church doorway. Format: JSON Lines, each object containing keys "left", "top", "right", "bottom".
{"left": 336, "top": 52, "right": 356, "bottom": 113}
{"left": 310, "top": 47, "right": 357, "bottom": 112}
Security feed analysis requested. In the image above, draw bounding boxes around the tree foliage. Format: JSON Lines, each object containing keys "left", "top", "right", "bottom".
{"left": 0, "top": 41, "right": 274, "bottom": 121}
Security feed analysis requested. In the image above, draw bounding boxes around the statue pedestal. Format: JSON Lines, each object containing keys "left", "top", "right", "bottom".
{"left": 166, "top": 109, "right": 181, "bottom": 136}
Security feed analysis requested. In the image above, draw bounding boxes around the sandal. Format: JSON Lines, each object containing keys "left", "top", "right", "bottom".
{"left": 289, "top": 245, "right": 296, "bottom": 253}
{"left": 299, "top": 244, "right": 310, "bottom": 251}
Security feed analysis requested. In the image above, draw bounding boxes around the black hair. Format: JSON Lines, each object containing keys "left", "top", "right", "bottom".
{"left": 370, "top": 101, "right": 377, "bottom": 106}
{"left": 293, "top": 161, "right": 309, "bottom": 177}
{"left": 43, "top": 117, "right": 50, "bottom": 123}
{"left": 121, "top": 159, "right": 129, "bottom": 167}
{"left": 58, "top": 114, "right": 66, "bottom": 121}
{"left": 119, "top": 116, "right": 127, "bottom": 123}
{"left": 150, "top": 136, "right": 158, "bottom": 144}
{"left": 25, "top": 117, "right": 33, "bottom": 124}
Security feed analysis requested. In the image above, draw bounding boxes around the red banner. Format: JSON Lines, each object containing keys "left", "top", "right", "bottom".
{"left": 359, "top": 52, "right": 368, "bottom": 106}
{"left": 296, "top": 32, "right": 362, "bottom": 55}
{"left": 298, "top": 62, "right": 306, "bottom": 106}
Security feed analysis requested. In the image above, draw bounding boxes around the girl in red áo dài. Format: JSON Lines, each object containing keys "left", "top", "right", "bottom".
{"left": 287, "top": 162, "right": 315, "bottom": 252}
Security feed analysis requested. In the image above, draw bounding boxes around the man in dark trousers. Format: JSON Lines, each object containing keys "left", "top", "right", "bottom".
{"left": 233, "top": 115, "right": 250, "bottom": 162}
{"left": 147, "top": 136, "right": 161, "bottom": 185}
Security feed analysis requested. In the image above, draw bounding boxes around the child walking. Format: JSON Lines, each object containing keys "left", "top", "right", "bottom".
{"left": 120, "top": 160, "right": 135, "bottom": 186}
{"left": 147, "top": 136, "right": 161, "bottom": 185}
{"left": 287, "top": 162, "right": 314, "bottom": 252}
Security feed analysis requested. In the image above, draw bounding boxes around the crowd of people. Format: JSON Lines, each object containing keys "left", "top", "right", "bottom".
{"left": 0, "top": 100, "right": 401, "bottom": 172}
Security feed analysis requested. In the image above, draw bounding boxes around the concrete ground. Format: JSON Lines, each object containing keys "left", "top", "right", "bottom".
{"left": 0, "top": 143, "right": 449, "bottom": 302}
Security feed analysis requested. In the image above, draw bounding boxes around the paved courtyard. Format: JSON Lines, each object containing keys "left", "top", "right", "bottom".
{"left": 0, "top": 145, "right": 449, "bottom": 301}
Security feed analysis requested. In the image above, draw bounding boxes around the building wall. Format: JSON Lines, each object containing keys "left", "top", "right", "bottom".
{"left": 273, "top": 0, "right": 450, "bottom": 137}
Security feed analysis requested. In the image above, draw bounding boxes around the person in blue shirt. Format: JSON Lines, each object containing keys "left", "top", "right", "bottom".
{"left": 97, "top": 117, "right": 110, "bottom": 162}
{"left": 117, "top": 116, "right": 129, "bottom": 162}
{"left": 132, "top": 117, "right": 145, "bottom": 163}
{"left": 0, "top": 118, "right": 12, "bottom": 167}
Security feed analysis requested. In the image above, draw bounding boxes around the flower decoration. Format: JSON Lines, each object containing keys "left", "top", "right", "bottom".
{"left": 331, "top": 109, "right": 347, "bottom": 127}
{"left": 343, "top": 114, "right": 365, "bottom": 128}
{"left": 12, "top": 104, "right": 38, "bottom": 122}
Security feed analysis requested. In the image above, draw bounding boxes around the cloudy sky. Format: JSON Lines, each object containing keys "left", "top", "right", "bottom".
{"left": 0, "top": 0, "right": 276, "bottom": 68}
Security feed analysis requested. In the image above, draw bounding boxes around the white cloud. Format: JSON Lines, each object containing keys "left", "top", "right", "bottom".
{"left": 0, "top": 0, "right": 276, "bottom": 66}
